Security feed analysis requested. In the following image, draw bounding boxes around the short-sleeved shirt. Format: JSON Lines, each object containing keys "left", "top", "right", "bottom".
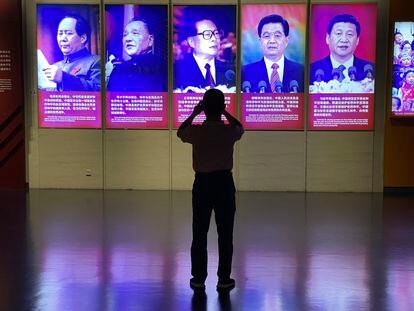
{"left": 177, "top": 120, "right": 244, "bottom": 173}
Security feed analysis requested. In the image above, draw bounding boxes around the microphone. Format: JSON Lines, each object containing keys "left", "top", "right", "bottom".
{"left": 258, "top": 80, "right": 267, "bottom": 93}
{"left": 315, "top": 69, "right": 324, "bottom": 82}
{"left": 331, "top": 68, "right": 341, "bottom": 80}
{"left": 364, "top": 64, "right": 374, "bottom": 79}
{"left": 225, "top": 70, "right": 235, "bottom": 82}
{"left": 289, "top": 80, "right": 299, "bottom": 93}
{"left": 242, "top": 81, "right": 251, "bottom": 93}
{"left": 348, "top": 66, "right": 357, "bottom": 81}
{"left": 274, "top": 81, "right": 283, "bottom": 93}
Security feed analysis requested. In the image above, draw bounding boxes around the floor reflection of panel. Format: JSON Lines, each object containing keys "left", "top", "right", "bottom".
{"left": 384, "top": 196, "right": 414, "bottom": 311}
{"left": 3, "top": 190, "right": 414, "bottom": 310}
{"left": 306, "top": 193, "right": 374, "bottom": 311}
{"left": 28, "top": 190, "right": 104, "bottom": 311}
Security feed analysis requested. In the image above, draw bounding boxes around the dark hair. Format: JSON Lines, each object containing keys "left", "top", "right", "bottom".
{"left": 184, "top": 15, "right": 216, "bottom": 39}
{"left": 364, "top": 64, "right": 374, "bottom": 75}
{"left": 403, "top": 69, "right": 414, "bottom": 79}
{"left": 126, "top": 18, "right": 154, "bottom": 35}
{"left": 62, "top": 14, "right": 91, "bottom": 43}
{"left": 395, "top": 31, "right": 402, "bottom": 36}
{"left": 203, "top": 88, "right": 225, "bottom": 117}
{"left": 257, "top": 14, "right": 289, "bottom": 37}
{"left": 331, "top": 68, "right": 341, "bottom": 79}
{"left": 327, "top": 14, "right": 360, "bottom": 37}
{"left": 400, "top": 40, "right": 412, "bottom": 51}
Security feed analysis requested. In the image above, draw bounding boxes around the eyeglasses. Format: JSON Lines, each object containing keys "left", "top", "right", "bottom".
{"left": 261, "top": 32, "right": 285, "bottom": 40}
{"left": 196, "top": 30, "right": 223, "bottom": 40}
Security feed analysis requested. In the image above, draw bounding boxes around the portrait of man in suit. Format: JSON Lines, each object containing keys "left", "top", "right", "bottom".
{"left": 106, "top": 17, "right": 167, "bottom": 92}
{"left": 241, "top": 14, "right": 304, "bottom": 93}
{"left": 39, "top": 14, "right": 101, "bottom": 92}
{"left": 174, "top": 16, "right": 236, "bottom": 93}
{"left": 309, "top": 14, "right": 375, "bottom": 87}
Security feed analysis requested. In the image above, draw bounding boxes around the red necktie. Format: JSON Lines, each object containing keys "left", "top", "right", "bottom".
{"left": 205, "top": 63, "right": 215, "bottom": 87}
{"left": 270, "top": 63, "right": 281, "bottom": 93}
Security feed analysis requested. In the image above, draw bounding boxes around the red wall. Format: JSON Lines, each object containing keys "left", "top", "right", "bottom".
{"left": 0, "top": 0, "right": 25, "bottom": 188}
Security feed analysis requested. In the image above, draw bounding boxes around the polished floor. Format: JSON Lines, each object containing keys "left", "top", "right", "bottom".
{"left": 1, "top": 190, "right": 413, "bottom": 311}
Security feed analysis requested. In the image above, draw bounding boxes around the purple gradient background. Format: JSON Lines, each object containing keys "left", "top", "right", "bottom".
{"left": 310, "top": 3, "right": 377, "bottom": 63}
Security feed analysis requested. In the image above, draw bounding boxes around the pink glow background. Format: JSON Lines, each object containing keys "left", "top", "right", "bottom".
{"left": 242, "top": 4, "right": 306, "bottom": 32}
{"left": 308, "top": 93, "right": 374, "bottom": 130}
{"left": 106, "top": 92, "right": 168, "bottom": 129}
{"left": 310, "top": 3, "right": 377, "bottom": 63}
{"left": 241, "top": 94, "right": 304, "bottom": 130}
{"left": 39, "top": 91, "right": 101, "bottom": 128}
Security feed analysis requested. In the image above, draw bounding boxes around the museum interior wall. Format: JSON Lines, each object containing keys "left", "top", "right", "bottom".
{"left": 15, "top": 0, "right": 395, "bottom": 191}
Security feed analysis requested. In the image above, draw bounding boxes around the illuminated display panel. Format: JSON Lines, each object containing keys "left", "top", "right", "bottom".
{"left": 172, "top": 5, "right": 237, "bottom": 128}
{"left": 241, "top": 4, "right": 306, "bottom": 130}
{"left": 309, "top": 3, "right": 377, "bottom": 130}
{"left": 105, "top": 4, "right": 168, "bottom": 129}
{"left": 391, "top": 22, "right": 414, "bottom": 117}
{"left": 37, "top": 4, "right": 101, "bottom": 128}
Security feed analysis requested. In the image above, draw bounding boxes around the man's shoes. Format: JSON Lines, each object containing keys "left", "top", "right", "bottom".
{"left": 190, "top": 278, "right": 206, "bottom": 290}
{"left": 216, "top": 278, "right": 235, "bottom": 291}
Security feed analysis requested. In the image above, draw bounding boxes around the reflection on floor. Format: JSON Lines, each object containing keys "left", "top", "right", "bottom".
{"left": 0, "top": 190, "right": 413, "bottom": 310}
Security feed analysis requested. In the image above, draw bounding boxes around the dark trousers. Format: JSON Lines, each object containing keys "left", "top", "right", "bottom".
{"left": 191, "top": 170, "right": 236, "bottom": 281}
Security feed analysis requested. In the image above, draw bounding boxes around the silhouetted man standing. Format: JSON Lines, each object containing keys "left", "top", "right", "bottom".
{"left": 177, "top": 89, "right": 244, "bottom": 291}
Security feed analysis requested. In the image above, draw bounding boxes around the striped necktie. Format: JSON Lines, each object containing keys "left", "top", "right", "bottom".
{"left": 270, "top": 63, "right": 281, "bottom": 93}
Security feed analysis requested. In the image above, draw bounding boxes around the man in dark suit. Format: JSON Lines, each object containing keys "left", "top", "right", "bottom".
{"left": 241, "top": 14, "right": 304, "bottom": 93}
{"left": 107, "top": 18, "right": 167, "bottom": 92}
{"left": 310, "top": 14, "right": 374, "bottom": 85}
{"left": 174, "top": 18, "right": 235, "bottom": 92}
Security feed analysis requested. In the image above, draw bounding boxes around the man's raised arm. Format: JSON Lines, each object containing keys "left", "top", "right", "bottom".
{"left": 223, "top": 110, "right": 243, "bottom": 128}
{"left": 177, "top": 102, "right": 204, "bottom": 142}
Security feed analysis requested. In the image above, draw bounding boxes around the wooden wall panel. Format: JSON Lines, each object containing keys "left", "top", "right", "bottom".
{"left": 105, "top": 130, "right": 170, "bottom": 190}
{"left": 384, "top": 0, "right": 414, "bottom": 187}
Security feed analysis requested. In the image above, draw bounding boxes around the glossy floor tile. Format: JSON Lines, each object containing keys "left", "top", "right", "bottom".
{"left": 0, "top": 190, "right": 413, "bottom": 310}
